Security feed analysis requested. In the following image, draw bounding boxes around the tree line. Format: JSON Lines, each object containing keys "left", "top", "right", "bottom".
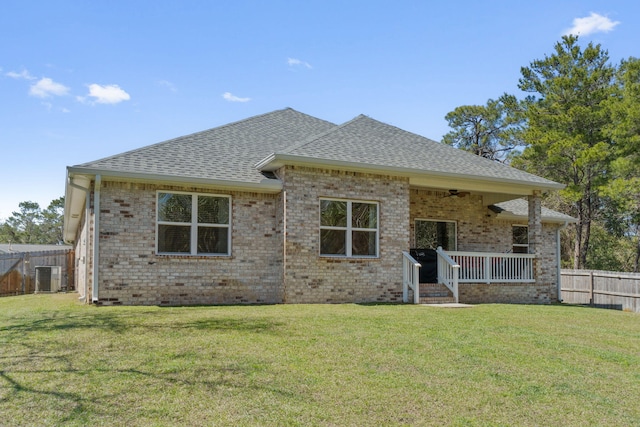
{"left": 0, "top": 198, "right": 65, "bottom": 245}
{"left": 443, "top": 35, "right": 639, "bottom": 272}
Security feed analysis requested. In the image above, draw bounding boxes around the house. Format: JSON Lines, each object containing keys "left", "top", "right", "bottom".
{"left": 63, "top": 108, "right": 574, "bottom": 306}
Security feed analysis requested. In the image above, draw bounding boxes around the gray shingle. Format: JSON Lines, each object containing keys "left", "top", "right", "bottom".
{"left": 493, "top": 198, "right": 576, "bottom": 223}
{"left": 278, "top": 115, "right": 558, "bottom": 186}
{"left": 73, "top": 108, "right": 337, "bottom": 183}
{"left": 72, "top": 108, "right": 560, "bottom": 189}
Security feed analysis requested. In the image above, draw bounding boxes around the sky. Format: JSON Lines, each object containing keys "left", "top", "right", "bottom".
{"left": 0, "top": 0, "right": 638, "bottom": 220}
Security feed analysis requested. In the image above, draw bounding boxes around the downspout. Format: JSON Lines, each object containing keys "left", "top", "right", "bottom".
{"left": 69, "top": 178, "right": 91, "bottom": 302}
{"left": 92, "top": 175, "right": 101, "bottom": 303}
{"left": 282, "top": 189, "right": 287, "bottom": 303}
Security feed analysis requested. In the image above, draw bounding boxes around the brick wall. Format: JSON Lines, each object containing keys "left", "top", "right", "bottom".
{"left": 280, "top": 166, "right": 410, "bottom": 303}
{"left": 77, "top": 179, "right": 560, "bottom": 306}
{"left": 93, "top": 181, "right": 283, "bottom": 305}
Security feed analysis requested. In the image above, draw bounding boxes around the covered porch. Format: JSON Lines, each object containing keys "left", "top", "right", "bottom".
{"left": 401, "top": 180, "right": 566, "bottom": 304}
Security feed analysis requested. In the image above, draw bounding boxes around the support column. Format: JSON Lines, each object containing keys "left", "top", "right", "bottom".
{"left": 528, "top": 191, "right": 543, "bottom": 286}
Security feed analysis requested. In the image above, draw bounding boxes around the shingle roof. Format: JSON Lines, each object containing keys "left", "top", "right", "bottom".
{"left": 272, "top": 115, "right": 559, "bottom": 187}
{"left": 493, "top": 198, "right": 576, "bottom": 223}
{"left": 69, "top": 108, "right": 561, "bottom": 190}
{"left": 71, "top": 108, "right": 337, "bottom": 184}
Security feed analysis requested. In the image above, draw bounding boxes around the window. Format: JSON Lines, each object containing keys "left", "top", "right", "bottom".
{"left": 512, "top": 225, "right": 528, "bottom": 253}
{"left": 157, "top": 192, "right": 231, "bottom": 255}
{"left": 415, "top": 220, "right": 456, "bottom": 250}
{"left": 320, "top": 199, "right": 378, "bottom": 257}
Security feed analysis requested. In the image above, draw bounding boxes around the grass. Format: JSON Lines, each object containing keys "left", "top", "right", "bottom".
{"left": 1, "top": 294, "right": 639, "bottom": 426}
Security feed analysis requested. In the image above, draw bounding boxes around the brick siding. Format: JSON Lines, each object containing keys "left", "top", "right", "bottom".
{"left": 75, "top": 178, "right": 560, "bottom": 306}
{"left": 280, "top": 166, "right": 410, "bottom": 303}
{"left": 91, "top": 181, "right": 282, "bottom": 305}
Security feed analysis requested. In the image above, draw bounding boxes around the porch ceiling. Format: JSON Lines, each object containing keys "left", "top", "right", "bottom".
{"left": 409, "top": 175, "right": 546, "bottom": 205}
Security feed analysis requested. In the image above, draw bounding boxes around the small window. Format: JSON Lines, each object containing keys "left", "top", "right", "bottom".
{"left": 157, "top": 192, "right": 231, "bottom": 255}
{"left": 512, "top": 225, "right": 528, "bottom": 254}
{"left": 320, "top": 199, "right": 378, "bottom": 257}
{"left": 415, "top": 220, "right": 456, "bottom": 250}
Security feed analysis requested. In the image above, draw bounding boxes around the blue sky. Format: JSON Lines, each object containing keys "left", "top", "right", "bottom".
{"left": 0, "top": 0, "right": 637, "bottom": 220}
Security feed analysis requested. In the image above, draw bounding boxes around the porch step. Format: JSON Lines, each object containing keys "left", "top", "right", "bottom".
{"left": 419, "top": 283, "right": 455, "bottom": 304}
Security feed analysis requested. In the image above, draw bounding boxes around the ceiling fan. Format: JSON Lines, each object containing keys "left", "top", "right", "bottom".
{"left": 445, "top": 189, "right": 470, "bottom": 198}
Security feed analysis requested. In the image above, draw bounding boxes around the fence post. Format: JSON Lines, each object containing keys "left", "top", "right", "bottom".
{"left": 21, "top": 253, "right": 26, "bottom": 295}
{"left": 589, "top": 271, "right": 594, "bottom": 307}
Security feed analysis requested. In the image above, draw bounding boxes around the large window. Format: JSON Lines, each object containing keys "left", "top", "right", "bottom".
{"left": 157, "top": 192, "right": 231, "bottom": 255}
{"left": 512, "top": 225, "right": 529, "bottom": 253}
{"left": 320, "top": 199, "right": 378, "bottom": 257}
{"left": 415, "top": 220, "right": 456, "bottom": 250}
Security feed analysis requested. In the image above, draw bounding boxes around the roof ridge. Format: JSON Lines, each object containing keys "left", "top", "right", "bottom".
{"left": 74, "top": 108, "right": 309, "bottom": 167}
{"left": 279, "top": 114, "right": 370, "bottom": 155}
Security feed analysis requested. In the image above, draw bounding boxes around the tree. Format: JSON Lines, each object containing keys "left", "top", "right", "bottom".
{"left": 0, "top": 197, "right": 65, "bottom": 244}
{"left": 40, "top": 197, "right": 65, "bottom": 245}
{"left": 512, "top": 35, "right": 617, "bottom": 269}
{"left": 5, "top": 201, "right": 44, "bottom": 244}
{"left": 603, "top": 57, "right": 640, "bottom": 271}
{"left": 442, "top": 94, "right": 524, "bottom": 162}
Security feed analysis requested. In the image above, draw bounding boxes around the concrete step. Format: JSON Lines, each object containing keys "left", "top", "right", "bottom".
{"left": 419, "top": 296, "right": 457, "bottom": 304}
{"left": 419, "top": 283, "right": 455, "bottom": 304}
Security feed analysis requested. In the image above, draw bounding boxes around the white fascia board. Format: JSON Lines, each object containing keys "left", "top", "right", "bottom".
{"left": 256, "top": 154, "right": 565, "bottom": 194}
{"left": 495, "top": 211, "right": 578, "bottom": 224}
{"left": 66, "top": 167, "right": 283, "bottom": 193}
{"left": 63, "top": 173, "right": 91, "bottom": 243}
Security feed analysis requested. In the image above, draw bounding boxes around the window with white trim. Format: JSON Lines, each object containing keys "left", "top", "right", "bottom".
{"left": 512, "top": 225, "right": 528, "bottom": 254}
{"left": 157, "top": 192, "right": 231, "bottom": 255}
{"left": 320, "top": 199, "right": 378, "bottom": 257}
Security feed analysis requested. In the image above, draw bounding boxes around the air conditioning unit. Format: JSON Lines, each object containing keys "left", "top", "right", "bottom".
{"left": 35, "top": 266, "right": 62, "bottom": 293}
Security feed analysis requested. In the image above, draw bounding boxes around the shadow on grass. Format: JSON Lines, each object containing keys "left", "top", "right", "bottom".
{"left": 0, "top": 306, "right": 288, "bottom": 424}
{"left": 355, "top": 302, "right": 406, "bottom": 306}
{"left": 1, "top": 307, "right": 284, "bottom": 341}
{"left": 0, "top": 370, "right": 113, "bottom": 423}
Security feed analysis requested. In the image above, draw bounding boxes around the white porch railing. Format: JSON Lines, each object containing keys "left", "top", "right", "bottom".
{"left": 445, "top": 250, "right": 535, "bottom": 284}
{"left": 403, "top": 249, "right": 536, "bottom": 304}
{"left": 436, "top": 247, "right": 460, "bottom": 303}
{"left": 402, "top": 251, "right": 421, "bottom": 304}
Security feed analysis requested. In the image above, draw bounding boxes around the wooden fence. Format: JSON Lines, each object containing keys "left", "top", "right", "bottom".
{"left": 561, "top": 269, "right": 640, "bottom": 313}
{"left": 0, "top": 249, "right": 74, "bottom": 297}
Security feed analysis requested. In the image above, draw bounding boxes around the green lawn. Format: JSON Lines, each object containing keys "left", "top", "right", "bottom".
{"left": 1, "top": 294, "right": 639, "bottom": 426}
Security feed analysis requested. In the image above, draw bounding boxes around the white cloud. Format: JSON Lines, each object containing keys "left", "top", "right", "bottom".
{"left": 86, "top": 83, "right": 131, "bottom": 104}
{"left": 222, "top": 92, "right": 251, "bottom": 102}
{"left": 29, "top": 77, "right": 70, "bottom": 98}
{"left": 287, "top": 57, "right": 312, "bottom": 69}
{"left": 564, "top": 12, "right": 620, "bottom": 36}
{"left": 158, "top": 80, "right": 177, "bottom": 92}
{"left": 7, "top": 69, "right": 36, "bottom": 80}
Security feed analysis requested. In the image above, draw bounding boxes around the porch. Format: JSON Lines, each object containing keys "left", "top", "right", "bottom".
{"left": 402, "top": 249, "right": 536, "bottom": 304}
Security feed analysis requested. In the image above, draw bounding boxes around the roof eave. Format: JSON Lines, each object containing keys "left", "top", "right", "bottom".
{"left": 495, "top": 211, "right": 578, "bottom": 224}
{"left": 67, "top": 167, "right": 283, "bottom": 193}
{"left": 63, "top": 173, "right": 91, "bottom": 243}
{"left": 256, "top": 153, "right": 565, "bottom": 194}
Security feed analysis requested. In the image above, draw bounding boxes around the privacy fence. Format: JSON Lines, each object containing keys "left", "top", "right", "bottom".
{"left": 561, "top": 269, "right": 640, "bottom": 313}
{"left": 0, "top": 249, "right": 74, "bottom": 297}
